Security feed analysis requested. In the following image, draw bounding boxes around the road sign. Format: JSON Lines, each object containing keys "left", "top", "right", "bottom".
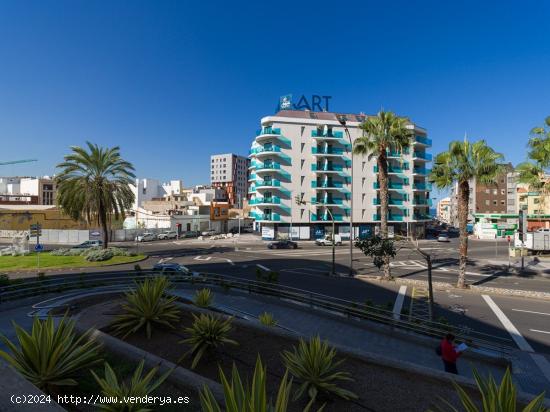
{"left": 34, "top": 244, "right": 43, "bottom": 252}
{"left": 30, "top": 223, "right": 42, "bottom": 237}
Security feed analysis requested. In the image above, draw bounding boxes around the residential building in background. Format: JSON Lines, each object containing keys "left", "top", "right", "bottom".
{"left": 0, "top": 176, "right": 56, "bottom": 205}
{"left": 130, "top": 178, "right": 184, "bottom": 210}
{"left": 248, "top": 110, "right": 432, "bottom": 240}
{"left": 210, "top": 153, "right": 250, "bottom": 207}
{"left": 437, "top": 197, "right": 451, "bottom": 223}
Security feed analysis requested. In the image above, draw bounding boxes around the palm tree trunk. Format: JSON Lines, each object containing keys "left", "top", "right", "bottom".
{"left": 457, "top": 180, "right": 470, "bottom": 288}
{"left": 98, "top": 200, "right": 109, "bottom": 249}
{"left": 378, "top": 152, "right": 391, "bottom": 280}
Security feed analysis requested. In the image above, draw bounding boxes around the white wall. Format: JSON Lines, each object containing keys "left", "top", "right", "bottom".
{"left": 19, "top": 178, "right": 40, "bottom": 195}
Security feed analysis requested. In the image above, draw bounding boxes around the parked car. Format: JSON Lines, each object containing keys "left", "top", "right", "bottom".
{"left": 157, "top": 230, "right": 178, "bottom": 240}
{"left": 183, "top": 231, "right": 200, "bottom": 238}
{"left": 267, "top": 240, "right": 298, "bottom": 249}
{"left": 315, "top": 234, "right": 342, "bottom": 246}
{"left": 135, "top": 232, "right": 156, "bottom": 242}
{"left": 437, "top": 233, "right": 450, "bottom": 242}
{"left": 73, "top": 240, "right": 103, "bottom": 249}
{"left": 152, "top": 262, "right": 189, "bottom": 274}
{"left": 201, "top": 230, "right": 217, "bottom": 236}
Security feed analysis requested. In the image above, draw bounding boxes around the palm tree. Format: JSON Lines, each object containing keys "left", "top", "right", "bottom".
{"left": 55, "top": 142, "right": 135, "bottom": 248}
{"left": 430, "top": 139, "right": 504, "bottom": 288}
{"left": 354, "top": 111, "right": 413, "bottom": 279}
{"left": 517, "top": 116, "right": 550, "bottom": 193}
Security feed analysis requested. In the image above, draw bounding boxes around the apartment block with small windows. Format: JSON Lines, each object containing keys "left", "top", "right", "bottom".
{"left": 247, "top": 110, "right": 432, "bottom": 240}
{"left": 210, "top": 153, "right": 250, "bottom": 207}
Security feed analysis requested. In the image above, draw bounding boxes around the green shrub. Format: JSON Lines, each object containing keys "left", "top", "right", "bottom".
{"left": 258, "top": 312, "right": 277, "bottom": 327}
{"left": 50, "top": 248, "right": 83, "bottom": 256}
{"left": 433, "top": 368, "right": 548, "bottom": 412}
{"left": 134, "top": 264, "right": 142, "bottom": 272}
{"left": 200, "top": 356, "right": 292, "bottom": 412}
{"left": 108, "top": 247, "right": 135, "bottom": 257}
{"left": 92, "top": 359, "right": 171, "bottom": 412}
{"left": 193, "top": 288, "right": 213, "bottom": 308}
{"left": 85, "top": 248, "right": 114, "bottom": 262}
{"left": 180, "top": 313, "right": 237, "bottom": 369}
{"left": 0, "top": 315, "right": 101, "bottom": 394}
{"left": 282, "top": 335, "right": 357, "bottom": 409}
{"left": 110, "top": 276, "right": 180, "bottom": 339}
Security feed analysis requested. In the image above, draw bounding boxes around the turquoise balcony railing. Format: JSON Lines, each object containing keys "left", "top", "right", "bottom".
{"left": 413, "top": 167, "right": 431, "bottom": 175}
{"left": 256, "top": 127, "right": 281, "bottom": 136}
{"left": 372, "top": 214, "right": 405, "bottom": 222}
{"left": 386, "top": 148, "right": 410, "bottom": 157}
{"left": 311, "top": 214, "right": 344, "bottom": 222}
{"left": 311, "top": 130, "right": 344, "bottom": 138}
{"left": 248, "top": 185, "right": 256, "bottom": 193}
{"left": 415, "top": 136, "right": 432, "bottom": 146}
{"left": 250, "top": 212, "right": 281, "bottom": 222}
{"left": 372, "top": 198, "right": 405, "bottom": 205}
{"left": 255, "top": 179, "right": 281, "bottom": 188}
{"left": 413, "top": 182, "right": 432, "bottom": 190}
{"left": 413, "top": 151, "right": 432, "bottom": 161}
{"left": 311, "top": 197, "right": 345, "bottom": 205}
{"left": 311, "top": 164, "right": 345, "bottom": 172}
{"left": 250, "top": 145, "right": 282, "bottom": 155}
{"left": 249, "top": 196, "right": 281, "bottom": 205}
{"left": 312, "top": 147, "right": 345, "bottom": 155}
{"left": 374, "top": 165, "right": 408, "bottom": 173}
{"left": 373, "top": 181, "right": 409, "bottom": 189}
{"left": 312, "top": 181, "right": 344, "bottom": 188}
{"left": 248, "top": 173, "right": 257, "bottom": 181}
{"left": 412, "top": 198, "right": 433, "bottom": 206}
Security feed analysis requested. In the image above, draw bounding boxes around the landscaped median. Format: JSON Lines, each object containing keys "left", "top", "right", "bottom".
{"left": 0, "top": 247, "right": 145, "bottom": 272}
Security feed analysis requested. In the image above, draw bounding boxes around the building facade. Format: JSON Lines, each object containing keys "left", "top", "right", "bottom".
{"left": 247, "top": 110, "right": 432, "bottom": 240}
{"left": 210, "top": 153, "right": 250, "bottom": 207}
{"left": 437, "top": 197, "right": 451, "bottom": 223}
{"left": 130, "top": 178, "right": 185, "bottom": 210}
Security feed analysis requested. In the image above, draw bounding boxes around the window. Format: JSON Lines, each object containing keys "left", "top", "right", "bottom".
{"left": 500, "top": 200, "right": 505, "bottom": 205}
{"left": 493, "top": 189, "right": 498, "bottom": 195}
{"left": 493, "top": 200, "right": 497, "bottom": 205}
{"left": 534, "top": 198, "right": 540, "bottom": 204}
{"left": 501, "top": 189, "right": 505, "bottom": 195}
{"left": 485, "top": 189, "right": 490, "bottom": 194}
{"left": 485, "top": 200, "right": 490, "bottom": 205}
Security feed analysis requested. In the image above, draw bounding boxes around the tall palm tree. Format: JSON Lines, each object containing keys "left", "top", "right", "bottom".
{"left": 55, "top": 142, "right": 135, "bottom": 248}
{"left": 430, "top": 139, "right": 504, "bottom": 288}
{"left": 354, "top": 111, "right": 413, "bottom": 279}
{"left": 517, "top": 116, "right": 550, "bottom": 192}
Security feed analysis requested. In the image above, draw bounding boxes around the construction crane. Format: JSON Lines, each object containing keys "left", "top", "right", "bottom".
{"left": 0, "top": 159, "right": 38, "bottom": 166}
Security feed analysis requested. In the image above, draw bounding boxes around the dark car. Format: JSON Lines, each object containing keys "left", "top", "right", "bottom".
{"left": 183, "top": 231, "right": 200, "bottom": 238}
{"left": 267, "top": 240, "right": 298, "bottom": 249}
{"left": 73, "top": 240, "right": 103, "bottom": 249}
{"left": 152, "top": 262, "right": 189, "bottom": 274}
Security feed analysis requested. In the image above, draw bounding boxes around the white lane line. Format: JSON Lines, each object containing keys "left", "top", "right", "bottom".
{"left": 256, "top": 264, "right": 270, "bottom": 271}
{"left": 513, "top": 309, "right": 550, "bottom": 317}
{"left": 530, "top": 329, "right": 550, "bottom": 335}
{"left": 393, "top": 286, "right": 407, "bottom": 320}
{"left": 222, "top": 258, "right": 235, "bottom": 266}
{"left": 482, "top": 295, "right": 534, "bottom": 352}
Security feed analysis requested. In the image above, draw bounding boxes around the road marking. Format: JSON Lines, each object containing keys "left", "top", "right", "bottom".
{"left": 393, "top": 285, "right": 407, "bottom": 320}
{"left": 193, "top": 256, "right": 212, "bottom": 261}
{"left": 512, "top": 309, "right": 550, "bottom": 317}
{"left": 221, "top": 258, "right": 235, "bottom": 266}
{"left": 530, "top": 329, "right": 550, "bottom": 335}
{"left": 482, "top": 295, "right": 534, "bottom": 352}
{"left": 256, "top": 264, "right": 270, "bottom": 271}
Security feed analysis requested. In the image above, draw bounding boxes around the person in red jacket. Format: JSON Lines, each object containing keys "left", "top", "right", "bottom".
{"left": 440, "top": 333, "right": 461, "bottom": 374}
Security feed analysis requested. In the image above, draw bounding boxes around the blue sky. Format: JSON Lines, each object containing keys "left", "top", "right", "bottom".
{"left": 1, "top": 0, "right": 549, "bottom": 198}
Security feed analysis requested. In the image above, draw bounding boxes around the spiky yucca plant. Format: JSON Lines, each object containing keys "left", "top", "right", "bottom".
{"left": 110, "top": 276, "right": 180, "bottom": 339}
{"left": 282, "top": 336, "right": 357, "bottom": 409}
{"left": 200, "top": 356, "right": 293, "bottom": 412}
{"left": 92, "top": 360, "right": 171, "bottom": 412}
{"left": 432, "top": 368, "right": 548, "bottom": 412}
{"left": 194, "top": 288, "right": 213, "bottom": 308}
{"left": 258, "top": 312, "right": 277, "bottom": 327}
{"left": 179, "top": 313, "right": 237, "bottom": 369}
{"left": 0, "top": 315, "right": 101, "bottom": 393}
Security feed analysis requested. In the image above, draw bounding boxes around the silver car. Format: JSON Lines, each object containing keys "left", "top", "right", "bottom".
{"left": 157, "top": 231, "right": 178, "bottom": 240}
{"left": 135, "top": 232, "right": 156, "bottom": 242}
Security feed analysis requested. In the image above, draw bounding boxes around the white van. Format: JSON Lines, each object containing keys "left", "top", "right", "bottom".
{"left": 315, "top": 234, "right": 342, "bottom": 246}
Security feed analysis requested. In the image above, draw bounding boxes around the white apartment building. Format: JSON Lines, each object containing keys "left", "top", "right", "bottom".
{"left": 210, "top": 153, "right": 250, "bottom": 207}
{"left": 248, "top": 110, "right": 432, "bottom": 240}
{"left": 437, "top": 197, "right": 451, "bottom": 223}
{"left": 130, "top": 178, "right": 184, "bottom": 210}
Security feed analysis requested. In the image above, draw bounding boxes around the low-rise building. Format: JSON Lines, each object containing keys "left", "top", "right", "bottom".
{"left": 437, "top": 197, "right": 451, "bottom": 223}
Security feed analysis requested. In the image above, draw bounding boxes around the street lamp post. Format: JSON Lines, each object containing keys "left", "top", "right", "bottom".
{"left": 338, "top": 115, "right": 354, "bottom": 277}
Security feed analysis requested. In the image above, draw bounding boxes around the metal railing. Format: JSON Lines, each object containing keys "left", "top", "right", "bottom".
{"left": 0, "top": 271, "right": 514, "bottom": 357}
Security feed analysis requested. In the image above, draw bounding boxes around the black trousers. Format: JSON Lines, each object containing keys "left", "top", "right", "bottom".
{"left": 443, "top": 360, "right": 458, "bottom": 374}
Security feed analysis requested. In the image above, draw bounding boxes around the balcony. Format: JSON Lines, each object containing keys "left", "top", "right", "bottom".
{"left": 311, "top": 164, "right": 349, "bottom": 177}
{"left": 372, "top": 198, "right": 405, "bottom": 206}
{"left": 256, "top": 127, "right": 281, "bottom": 136}
{"left": 255, "top": 127, "right": 292, "bottom": 146}
{"left": 311, "top": 130, "right": 344, "bottom": 139}
{"left": 250, "top": 212, "right": 281, "bottom": 222}
{"left": 412, "top": 167, "right": 431, "bottom": 175}
{"left": 373, "top": 182, "right": 409, "bottom": 190}
{"left": 413, "top": 151, "right": 432, "bottom": 161}
{"left": 311, "top": 181, "right": 350, "bottom": 194}
{"left": 386, "top": 148, "right": 410, "bottom": 157}
{"left": 250, "top": 145, "right": 281, "bottom": 155}
{"left": 312, "top": 147, "right": 345, "bottom": 156}
{"left": 255, "top": 179, "right": 281, "bottom": 188}
{"left": 248, "top": 185, "right": 256, "bottom": 194}
{"left": 414, "top": 136, "right": 432, "bottom": 146}
{"left": 413, "top": 182, "right": 432, "bottom": 191}
{"left": 248, "top": 173, "right": 257, "bottom": 182}
{"left": 311, "top": 213, "right": 344, "bottom": 222}
{"left": 249, "top": 196, "right": 281, "bottom": 206}
{"left": 373, "top": 165, "right": 408, "bottom": 174}
{"left": 412, "top": 198, "right": 433, "bottom": 206}
{"left": 372, "top": 214, "right": 405, "bottom": 222}
{"left": 311, "top": 197, "right": 346, "bottom": 206}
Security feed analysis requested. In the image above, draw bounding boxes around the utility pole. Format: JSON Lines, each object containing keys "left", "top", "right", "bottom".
{"left": 413, "top": 238, "right": 434, "bottom": 320}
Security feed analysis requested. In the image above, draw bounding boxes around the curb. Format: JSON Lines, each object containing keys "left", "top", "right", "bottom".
{"left": 358, "top": 275, "right": 550, "bottom": 301}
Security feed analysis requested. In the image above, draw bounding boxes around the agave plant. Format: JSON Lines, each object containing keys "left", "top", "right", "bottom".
{"left": 110, "top": 276, "right": 180, "bottom": 339}
{"left": 258, "top": 312, "right": 277, "bottom": 327}
{"left": 92, "top": 359, "right": 171, "bottom": 412}
{"left": 200, "top": 356, "right": 292, "bottom": 412}
{"left": 194, "top": 288, "right": 213, "bottom": 308}
{"left": 433, "top": 368, "right": 548, "bottom": 412}
{"left": 179, "top": 313, "right": 237, "bottom": 369}
{"left": 282, "top": 336, "right": 357, "bottom": 409}
{"left": 0, "top": 315, "right": 101, "bottom": 393}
